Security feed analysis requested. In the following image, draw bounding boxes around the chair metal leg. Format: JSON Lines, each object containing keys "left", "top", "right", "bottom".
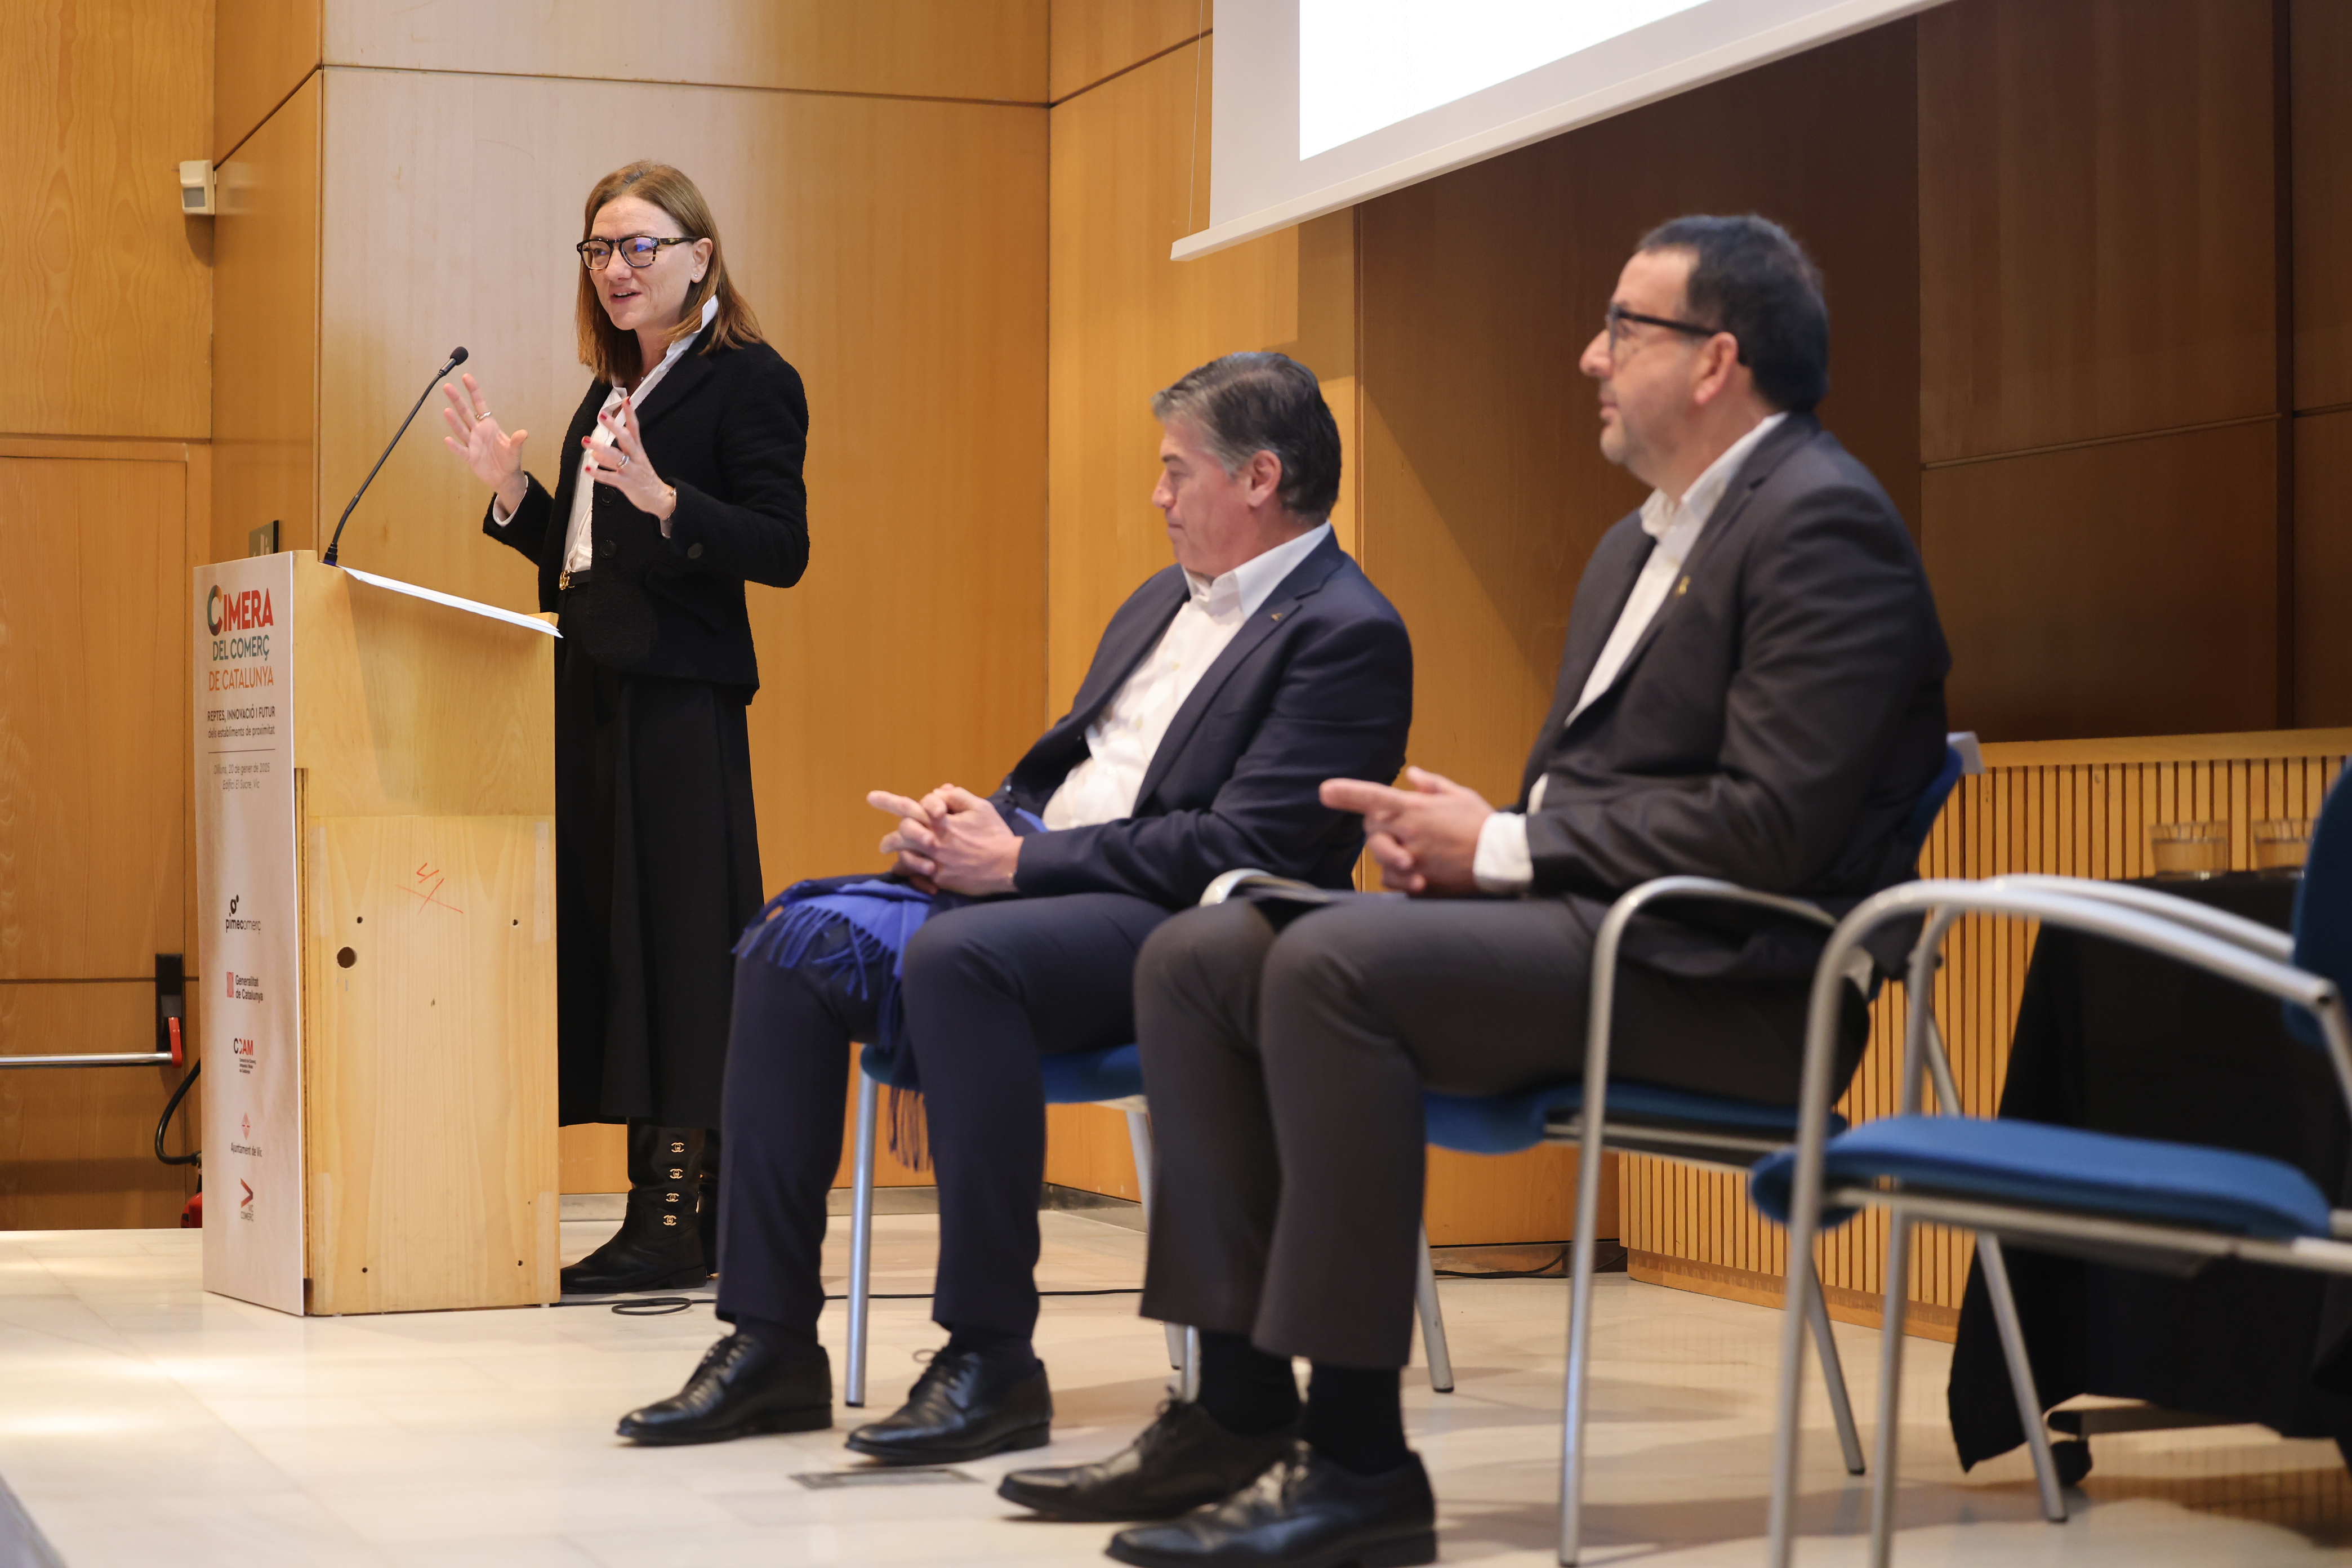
{"left": 1804, "top": 1256, "right": 1865, "bottom": 1477}
{"left": 1180, "top": 1325, "right": 1201, "bottom": 1402}
{"left": 1120, "top": 1107, "right": 1189, "bottom": 1372}
{"left": 1868, "top": 1214, "right": 1915, "bottom": 1567}
{"left": 1559, "top": 1111, "right": 1613, "bottom": 1565}
{"left": 1415, "top": 1226, "right": 1454, "bottom": 1394}
{"left": 1979, "top": 1233, "right": 2068, "bottom": 1524}
{"left": 844, "top": 1070, "right": 879, "bottom": 1409}
{"left": 1918, "top": 1021, "right": 2066, "bottom": 1525}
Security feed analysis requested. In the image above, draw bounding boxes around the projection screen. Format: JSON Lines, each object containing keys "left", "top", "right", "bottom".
{"left": 1175, "top": 0, "right": 1943, "bottom": 260}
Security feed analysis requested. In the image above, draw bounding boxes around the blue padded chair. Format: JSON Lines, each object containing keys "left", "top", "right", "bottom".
{"left": 841, "top": 881, "right": 1456, "bottom": 1409}
{"left": 1401, "top": 737, "right": 2021, "bottom": 1566}
{"left": 1755, "top": 773, "right": 2352, "bottom": 1567}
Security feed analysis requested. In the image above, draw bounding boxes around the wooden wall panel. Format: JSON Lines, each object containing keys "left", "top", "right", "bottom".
{"left": 0, "top": 437, "right": 206, "bottom": 1231}
{"left": 216, "top": 0, "right": 318, "bottom": 162}
{"left": 1045, "top": 1103, "right": 1142, "bottom": 1202}
{"left": 2, "top": 0, "right": 212, "bottom": 440}
{"left": 1626, "top": 732, "right": 2350, "bottom": 1338}
{"left": 212, "top": 71, "right": 319, "bottom": 565}
{"left": 1050, "top": 0, "right": 1209, "bottom": 102}
{"left": 1925, "top": 422, "right": 2280, "bottom": 742}
{"left": 2297, "top": 410, "right": 2352, "bottom": 724}
{"left": 306, "top": 67, "right": 1047, "bottom": 893}
{"left": 0, "top": 984, "right": 197, "bottom": 1231}
{"left": 320, "top": 2, "right": 1047, "bottom": 104}
{"left": 1047, "top": 37, "right": 1358, "bottom": 720}
{"left": 1918, "top": 0, "right": 2278, "bottom": 462}
{"left": 0, "top": 455, "right": 190, "bottom": 979}
{"left": 2293, "top": 0, "right": 2352, "bottom": 413}
{"left": 1358, "top": 19, "right": 1921, "bottom": 807}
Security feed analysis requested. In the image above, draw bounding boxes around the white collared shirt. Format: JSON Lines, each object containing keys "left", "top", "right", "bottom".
{"left": 1043, "top": 523, "right": 1332, "bottom": 830}
{"left": 491, "top": 296, "right": 719, "bottom": 569}
{"left": 1473, "top": 413, "right": 1787, "bottom": 893}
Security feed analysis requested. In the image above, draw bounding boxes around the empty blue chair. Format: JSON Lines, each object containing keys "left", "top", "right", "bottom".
{"left": 1757, "top": 770, "right": 2352, "bottom": 1567}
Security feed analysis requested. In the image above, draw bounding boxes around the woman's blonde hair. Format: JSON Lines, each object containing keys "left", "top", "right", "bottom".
{"left": 575, "top": 161, "right": 764, "bottom": 386}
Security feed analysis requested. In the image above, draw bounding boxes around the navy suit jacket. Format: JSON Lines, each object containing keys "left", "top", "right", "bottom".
{"left": 992, "top": 533, "right": 1413, "bottom": 910}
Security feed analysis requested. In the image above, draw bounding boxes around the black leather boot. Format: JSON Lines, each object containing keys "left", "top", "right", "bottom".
{"left": 561, "top": 1123, "right": 712, "bottom": 1294}
{"left": 698, "top": 1124, "right": 722, "bottom": 1276}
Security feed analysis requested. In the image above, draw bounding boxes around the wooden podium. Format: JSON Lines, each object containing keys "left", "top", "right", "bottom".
{"left": 194, "top": 551, "right": 559, "bottom": 1315}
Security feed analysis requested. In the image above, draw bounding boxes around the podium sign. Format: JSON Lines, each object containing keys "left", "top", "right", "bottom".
{"left": 194, "top": 552, "right": 561, "bottom": 1315}
{"left": 194, "top": 554, "right": 305, "bottom": 1313}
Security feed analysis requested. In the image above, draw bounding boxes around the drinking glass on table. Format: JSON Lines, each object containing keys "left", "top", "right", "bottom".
{"left": 2149, "top": 821, "right": 2229, "bottom": 879}
{"left": 2252, "top": 818, "right": 2311, "bottom": 877}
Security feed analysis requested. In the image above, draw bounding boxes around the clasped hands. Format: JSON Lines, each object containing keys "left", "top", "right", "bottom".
{"left": 1321, "top": 767, "right": 1494, "bottom": 897}
{"left": 869, "top": 785, "right": 1021, "bottom": 897}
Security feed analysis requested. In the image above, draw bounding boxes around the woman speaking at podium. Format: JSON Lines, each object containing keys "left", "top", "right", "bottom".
{"left": 439, "top": 162, "right": 809, "bottom": 1294}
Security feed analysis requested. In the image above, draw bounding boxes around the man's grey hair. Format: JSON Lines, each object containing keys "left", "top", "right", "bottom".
{"left": 1151, "top": 352, "right": 1342, "bottom": 521}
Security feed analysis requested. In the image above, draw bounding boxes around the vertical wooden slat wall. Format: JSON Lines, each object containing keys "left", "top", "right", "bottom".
{"left": 1624, "top": 730, "right": 2352, "bottom": 1340}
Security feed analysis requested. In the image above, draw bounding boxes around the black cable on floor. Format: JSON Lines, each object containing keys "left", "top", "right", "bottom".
{"left": 1433, "top": 1247, "right": 1571, "bottom": 1279}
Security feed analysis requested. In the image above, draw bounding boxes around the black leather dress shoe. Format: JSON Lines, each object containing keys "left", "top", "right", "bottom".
{"left": 843, "top": 1348, "right": 1052, "bottom": 1464}
{"left": 998, "top": 1400, "right": 1298, "bottom": 1522}
{"left": 616, "top": 1334, "right": 832, "bottom": 1445}
{"left": 1106, "top": 1444, "right": 1436, "bottom": 1568}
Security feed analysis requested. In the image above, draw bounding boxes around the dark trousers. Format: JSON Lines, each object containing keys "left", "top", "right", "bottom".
{"left": 715, "top": 891, "right": 1172, "bottom": 1341}
{"left": 1134, "top": 896, "right": 1865, "bottom": 1370}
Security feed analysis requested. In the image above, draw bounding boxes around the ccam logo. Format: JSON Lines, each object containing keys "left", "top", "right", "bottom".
{"left": 206, "top": 584, "right": 224, "bottom": 636}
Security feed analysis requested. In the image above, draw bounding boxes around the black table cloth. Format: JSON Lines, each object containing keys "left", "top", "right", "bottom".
{"left": 1945, "top": 873, "right": 2352, "bottom": 1469}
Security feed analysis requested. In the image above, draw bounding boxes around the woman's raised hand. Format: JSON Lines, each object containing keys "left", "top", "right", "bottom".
{"left": 439, "top": 372, "right": 529, "bottom": 515}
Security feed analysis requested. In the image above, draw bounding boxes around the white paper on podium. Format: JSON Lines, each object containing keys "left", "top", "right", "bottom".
{"left": 342, "top": 567, "right": 559, "bottom": 636}
{"left": 194, "top": 556, "right": 305, "bottom": 1314}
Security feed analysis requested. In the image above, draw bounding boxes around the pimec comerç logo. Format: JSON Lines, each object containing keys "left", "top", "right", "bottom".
{"left": 205, "top": 584, "right": 277, "bottom": 691}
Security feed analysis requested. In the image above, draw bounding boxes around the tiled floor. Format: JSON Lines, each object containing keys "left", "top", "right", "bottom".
{"left": 3, "top": 1213, "right": 2350, "bottom": 1566}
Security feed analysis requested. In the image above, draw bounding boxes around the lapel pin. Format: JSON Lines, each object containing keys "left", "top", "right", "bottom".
{"left": 1675, "top": 576, "right": 1691, "bottom": 596}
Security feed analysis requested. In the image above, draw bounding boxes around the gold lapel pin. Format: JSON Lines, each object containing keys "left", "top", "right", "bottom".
{"left": 1675, "top": 575, "right": 1691, "bottom": 596}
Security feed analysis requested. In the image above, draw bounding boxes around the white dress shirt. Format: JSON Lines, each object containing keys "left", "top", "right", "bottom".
{"left": 1473, "top": 413, "right": 1787, "bottom": 893}
{"left": 492, "top": 295, "right": 719, "bottom": 569}
{"left": 1043, "top": 523, "right": 1333, "bottom": 830}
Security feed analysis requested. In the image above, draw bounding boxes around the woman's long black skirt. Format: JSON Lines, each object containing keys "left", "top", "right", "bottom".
{"left": 553, "top": 640, "right": 763, "bottom": 1128}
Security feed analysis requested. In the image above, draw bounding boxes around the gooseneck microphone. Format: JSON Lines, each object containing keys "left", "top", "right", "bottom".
{"left": 321, "top": 346, "right": 469, "bottom": 568}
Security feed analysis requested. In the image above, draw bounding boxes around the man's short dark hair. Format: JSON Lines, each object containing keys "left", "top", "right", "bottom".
{"left": 1151, "top": 353, "right": 1342, "bottom": 522}
{"left": 1637, "top": 214, "right": 1829, "bottom": 412}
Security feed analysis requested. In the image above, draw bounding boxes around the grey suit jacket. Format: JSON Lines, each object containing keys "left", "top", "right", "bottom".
{"left": 1521, "top": 411, "right": 1949, "bottom": 979}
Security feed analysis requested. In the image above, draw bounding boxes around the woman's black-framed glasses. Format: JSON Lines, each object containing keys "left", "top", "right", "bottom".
{"left": 577, "top": 235, "right": 700, "bottom": 271}
{"left": 1605, "top": 303, "right": 1721, "bottom": 358}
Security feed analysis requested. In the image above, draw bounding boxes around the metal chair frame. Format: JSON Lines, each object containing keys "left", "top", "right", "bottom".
{"left": 1765, "top": 875, "right": 2352, "bottom": 1568}
{"left": 840, "top": 869, "right": 1456, "bottom": 1409}
{"left": 1538, "top": 877, "right": 1870, "bottom": 1565}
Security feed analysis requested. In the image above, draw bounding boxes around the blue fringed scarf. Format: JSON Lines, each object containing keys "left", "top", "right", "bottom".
{"left": 734, "top": 813, "right": 1051, "bottom": 1169}
{"left": 734, "top": 874, "right": 958, "bottom": 1168}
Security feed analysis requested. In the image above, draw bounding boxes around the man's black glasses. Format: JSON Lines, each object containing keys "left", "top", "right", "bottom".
{"left": 1605, "top": 304, "right": 1721, "bottom": 357}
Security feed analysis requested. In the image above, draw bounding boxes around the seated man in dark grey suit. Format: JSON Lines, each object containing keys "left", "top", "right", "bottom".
{"left": 998, "top": 217, "right": 1950, "bottom": 1566}
{"left": 612, "top": 353, "right": 1413, "bottom": 1467}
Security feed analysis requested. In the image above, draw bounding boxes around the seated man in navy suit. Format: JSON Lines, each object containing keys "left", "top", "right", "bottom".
{"left": 614, "top": 352, "right": 1413, "bottom": 1463}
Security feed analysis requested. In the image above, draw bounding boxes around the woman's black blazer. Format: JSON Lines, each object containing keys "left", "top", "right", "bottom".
{"left": 483, "top": 328, "right": 809, "bottom": 692}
